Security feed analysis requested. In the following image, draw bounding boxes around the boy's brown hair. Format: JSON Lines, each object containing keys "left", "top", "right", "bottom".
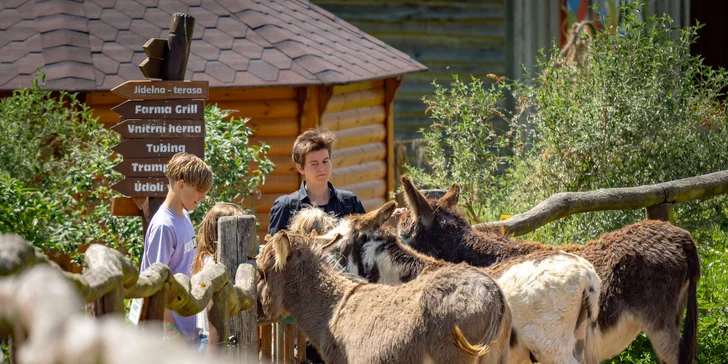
{"left": 192, "top": 202, "right": 246, "bottom": 274}
{"left": 292, "top": 128, "right": 336, "bottom": 166}
{"left": 166, "top": 152, "right": 213, "bottom": 193}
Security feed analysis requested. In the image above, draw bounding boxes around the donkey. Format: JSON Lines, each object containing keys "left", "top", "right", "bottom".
{"left": 256, "top": 230, "right": 512, "bottom": 364}
{"left": 293, "top": 203, "right": 601, "bottom": 364}
{"left": 398, "top": 176, "right": 701, "bottom": 364}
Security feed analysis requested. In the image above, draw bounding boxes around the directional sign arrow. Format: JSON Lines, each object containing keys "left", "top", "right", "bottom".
{"left": 111, "top": 119, "right": 205, "bottom": 139}
{"left": 111, "top": 177, "right": 169, "bottom": 197}
{"left": 111, "top": 80, "right": 209, "bottom": 100}
{"left": 111, "top": 99, "right": 205, "bottom": 119}
{"left": 139, "top": 38, "right": 167, "bottom": 79}
{"left": 112, "top": 138, "right": 205, "bottom": 159}
{"left": 144, "top": 38, "right": 168, "bottom": 59}
{"left": 113, "top": 157, "right": 171, "bottom": 178}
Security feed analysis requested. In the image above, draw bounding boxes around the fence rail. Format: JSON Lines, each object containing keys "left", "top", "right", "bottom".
{"left": 474, "top": 169, "right": 728, "bottom": 235}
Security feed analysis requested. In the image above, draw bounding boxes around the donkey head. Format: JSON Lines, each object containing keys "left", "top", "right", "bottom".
{"left": 399, "top": 176, "right": 469, "bottom": 247}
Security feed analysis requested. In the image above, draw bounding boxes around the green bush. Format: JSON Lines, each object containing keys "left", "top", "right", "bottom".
{"left": 0, "top": 73, "right": 273, "bottom": 266}
{"left": 409, "top": 3, "right": 728, "bottom": 362}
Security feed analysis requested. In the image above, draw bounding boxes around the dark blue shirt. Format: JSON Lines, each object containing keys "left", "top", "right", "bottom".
{"left": 267, "top": 181, "right": 366, "bottom": 235}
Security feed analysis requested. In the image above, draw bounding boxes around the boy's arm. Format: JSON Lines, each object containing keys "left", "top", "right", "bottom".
{"left": 267, "top": 196, "right": 290, "bottom": 235}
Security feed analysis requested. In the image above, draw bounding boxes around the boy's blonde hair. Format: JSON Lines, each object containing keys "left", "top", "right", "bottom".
{"left": 166, "top": 152, "right": 213, "bottom": 193}
{"left": 192, "top": 202, "right": 246, "bottom": 274}
{"left": 292, "top": 128, "right": 335, "bottom": 166}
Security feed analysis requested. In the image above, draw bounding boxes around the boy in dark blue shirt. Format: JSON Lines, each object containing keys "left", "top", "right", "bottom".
{"left": 268, "top": 128, "right": 365, "bottom": 235}
{"left": 267, "top": 127, "right": 364, "bottom": 364}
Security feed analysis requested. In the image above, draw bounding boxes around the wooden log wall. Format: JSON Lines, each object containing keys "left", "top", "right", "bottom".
{"left": 325, "top": 79, "right": 391, "bottom": 214}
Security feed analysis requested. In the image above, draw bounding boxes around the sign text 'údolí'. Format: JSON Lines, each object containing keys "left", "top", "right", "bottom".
{"left": 111, "top": 177, "right": 169, "bottom": 197}
{"left": 112, "top": 99, "right": 205, "bottom": 119}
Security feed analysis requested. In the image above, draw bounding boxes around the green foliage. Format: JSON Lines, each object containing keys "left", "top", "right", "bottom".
{"left": 409, "top": 3, "right": 728, "bottom": 362}
{"left": 0, "top": 72, "right": 272, "bottom": 266}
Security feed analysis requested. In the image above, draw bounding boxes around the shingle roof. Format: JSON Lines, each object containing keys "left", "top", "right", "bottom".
{"left": 0, "top": 0, "right": 427, "bottom": 91}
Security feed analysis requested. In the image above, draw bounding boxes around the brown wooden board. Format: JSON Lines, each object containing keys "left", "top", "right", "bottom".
{"left": 112, "top": 138, "right": 204, "bottom": 159}
{"left": 112, "top": 81, "right": 209, "bottom": 100}
{"left": 111, "top": 119, "right": 205, "bottom": 139}
{"left": 139, "top": 58, "right": 163, "bottom": 79}
{"left": 113, "top": 157, "right": 171, "bottom": 178}
{"left": 112, "top": 99, "right": 204, "bottom": 119}
{"left": 143, "top": 38, "right": 167, "bottom": 59}
{"left": 111, "top": 177, "right": 168, "bottom": 197}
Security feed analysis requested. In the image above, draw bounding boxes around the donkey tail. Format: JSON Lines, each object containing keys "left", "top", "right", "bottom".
{"left": 679, "top": 236, "right": 701, "bottom": 364}
{"left": 452, "top": 325, "right": 490, "bottom": 357}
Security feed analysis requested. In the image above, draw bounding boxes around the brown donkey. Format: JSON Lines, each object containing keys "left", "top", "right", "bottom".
{"left": 296, "top": 203, "right": 600, "bottom": 364}
{"left": 398, "top": 176, "right": 700, "bottom": 364}
{"left": 256, "top": 230, "right": 512, "bottom": 364}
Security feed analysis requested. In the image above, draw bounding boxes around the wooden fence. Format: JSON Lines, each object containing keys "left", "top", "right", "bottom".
{"left": 474, "top": 169, "right": 728, "bottom": 234}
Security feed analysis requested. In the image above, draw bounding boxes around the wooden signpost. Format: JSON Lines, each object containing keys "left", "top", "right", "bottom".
{"left": 105, "top": 12, "right": 204, "bottom": 327}
{"left": 110, "top": 12, "right": 205, "bottom": 216}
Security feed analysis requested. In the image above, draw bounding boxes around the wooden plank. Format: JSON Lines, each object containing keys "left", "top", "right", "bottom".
{"left": 341, "top": 179, "right": 387, "bottom": 202}
{"left": 258, "top": 174, "right": 299, "bottom": 194}
{"left": 111, "top": 119, "right": 205, "bottom": 139}
{"left": 320, "top": 105, "right": 386, "bottom": 131}
{"left": 362, "top": 197, "right": 387, "bottom": 213}
{"left": 112, "top": 99, "right": 205, "bottom": 119}
{"left": 241, "top": 193, "right": 279, "bottom": 212}
{"left": 87, "top": 91, "right": 125, "bottom": 105}
{"left": 249, "top": 136, "right": 296, "bottom": 156}
{"left": 252, "top": 155, "right": 296, "bottom": 176}
{"left": 332, "top": 79, "right": 385, "bottom": 95}
{"left": 330, "top": 161, "right": 387, "bottom": 187}
{"left": 284, "top": 324, "right": 295, "bottom": 363}
{"left": 113, "top": 158, "right": 170, "bottom": 178}
{"left": 323, "top": 89, "right": 386, "bottom": 114}
{"left": 111, "top": 80, "right": 208, "bottom": 100}
{"left": 209, "top": 87, "right": 297, "bottom": 101}
{"left": 111, "top": 177, "right": 168, "bottom": 197}
{"left": 110, "top": 196, "right": 142, "bottom": 216}
{"left": 247, "top": 118, "right": 298, "bottom": 137}
{"left": 333, "top": 124, "right": 386, "bottom": 150}
{"left": 296, "top": 330, "right": 307, "bottom": 362}
{"left": 384, "top": 77, "right": 403, "bottom": 197}
{"left": 331, "top": 142, "right": 387, "bottom": 168}
{"left": 257, "top": 214, "right": 271, "bottom": 232}
{"left": 299, "top": 86, "right": 321, "bottom": 132}
{"left": 112, "top": 138, "right": 204, "bottom": 159}
{"left": 93, "top": 107, "right": 122, "bottom": 126}
{"left": 275, "top": 322, "right": 284, "bottom": 363}
{"left": 261, "top": 324, "right": 273, "bottom": 362}
{"left": 216, "top": 100, "right": 299, "bottom": 119}
{"left": 218, "top": 216, "right": 258, "bottom": 362}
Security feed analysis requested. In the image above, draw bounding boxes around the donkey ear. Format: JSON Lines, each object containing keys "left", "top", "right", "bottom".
{"left": 401, "top": 176, "right": 434, "bottom": 226}
{"left": 272, "top": 231, "right": 292, "bottom": 272}
{"left": 438, "top": 182, "right": 460, "bottom": 209}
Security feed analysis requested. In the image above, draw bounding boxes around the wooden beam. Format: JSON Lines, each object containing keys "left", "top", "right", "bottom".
{"left": 247, "top": 118, "right": 298, "bottom": 137}
{"left": 330, "top": 161, "right": 387, "bottom": 187}
{"left": 474, "top": 169, "right": 728, "bottom": 236}
{"left": 384, "top": 77, "right": 403, "bottom": 197}
{"left": 209, "top": 87, "right": 297, "bottom": 101}
{"left": 331, "top": 142, "right": 387, "bottom": 168}
{"left": 334, "top": 124, "right": 387, "bottom": 150}
{"left": 341, "top": 179, "right": 387, "bottom": 202}
{"left": 257, "top": 174, "right": 299, "bottom": 194}
{"left": 320, "top": 106, "right": 386, "bottom": 131}
{"left": 216, "top": 100, "right": 299, "bottom": 119}
{"left": 240, "top": 193, "right": 279, "bottom": 212}
{"left": 248, "top": 136, "right": 296, "bottom": 156}
{"left": 251, "top": 155, "right": 296, "bottom": 175}
{"left": 332, "top": 79, "right": 385, "bottom": 95}
{"left": 362, "top": 197, "right": 387, "bottom": 212}
{"left": 323, "top": 89, "right": 386, "bottom": 114}
{"left": 110, "top": 196, "right": 142, "bottom": 216}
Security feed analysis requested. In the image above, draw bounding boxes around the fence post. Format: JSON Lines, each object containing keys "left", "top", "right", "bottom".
{"left": 645, "top": 203, "right": 674, "bottom": 222}
{"left": 218, "top": 216, "right": 258, "bottom": 361}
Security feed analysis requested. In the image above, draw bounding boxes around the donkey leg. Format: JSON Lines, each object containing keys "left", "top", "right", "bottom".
{"left": 644, "top": 326, "right": 680, "bottom": 364}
